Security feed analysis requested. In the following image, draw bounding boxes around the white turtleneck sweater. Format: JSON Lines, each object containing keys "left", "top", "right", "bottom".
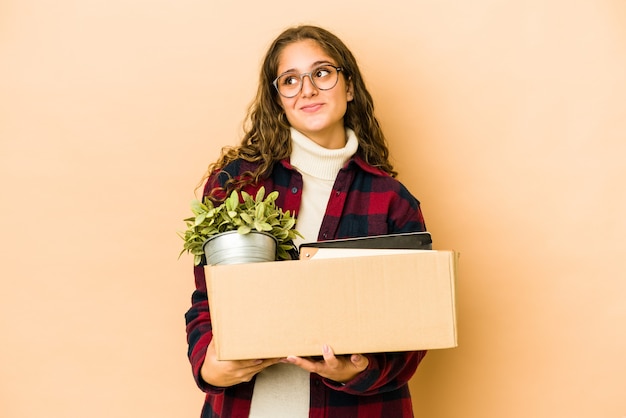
{"left": 290, "top": 127, "right": 359, "bottom": 248}
{"left": 248, "top": 127, "right": 359, "bottom": 418}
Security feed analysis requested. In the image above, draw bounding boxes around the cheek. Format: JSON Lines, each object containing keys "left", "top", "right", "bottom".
{"left": 335, "top": 91, "right": 351, "bottom": 112}
{"left": 278, "top": 96, "right": 296, "bottom": 112}
{"left": 280, "top": 102, "right": 298, "bottom": 125}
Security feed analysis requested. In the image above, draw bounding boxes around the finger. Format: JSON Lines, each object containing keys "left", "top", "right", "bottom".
{"left": 285, "top": 355, "right": 310, "bottom": 369}
{"left": 322, "top": 344, "right": 339, "bottom": 367}
{"left": 239, "top": 358, "right": 282, "bottom": 382}
{"left": 350, "top": 354, "right": 369, "bottom": 370}
{"left": 260, "top": 358, "right": 283, "bottom": 368}
{"left": 243, "top": 357, "right": 281, "bottom": 371}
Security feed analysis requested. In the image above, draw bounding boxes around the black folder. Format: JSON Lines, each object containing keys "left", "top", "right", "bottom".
{"left": 298, "top": 231, "right": 432, "bottom": 252}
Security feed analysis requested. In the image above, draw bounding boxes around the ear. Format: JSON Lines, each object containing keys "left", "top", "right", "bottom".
{"left": 346, "top": 79, "right": 354, "bottom": 102}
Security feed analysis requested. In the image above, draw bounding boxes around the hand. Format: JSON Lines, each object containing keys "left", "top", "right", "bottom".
{"left": 200, "top": 339, "right": 282, "bottom": 387}
{"left": 285, "top": 344, "right": 369, "bottom": 384}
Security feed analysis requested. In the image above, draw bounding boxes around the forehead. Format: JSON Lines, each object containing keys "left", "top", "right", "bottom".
{"left": 277, "top": 39, "right": 334, "bottom": 74}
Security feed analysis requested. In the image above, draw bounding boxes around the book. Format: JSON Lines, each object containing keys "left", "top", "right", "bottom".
{"left": 298, "top": 231, "right": 432, "bottom": 260}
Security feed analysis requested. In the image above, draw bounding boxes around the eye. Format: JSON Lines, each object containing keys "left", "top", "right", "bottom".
{"left": 313, "top": 66, "right": 332, "bottom": 79}
{"left": 280, "top": 74, "right": 299, "bottom": 86}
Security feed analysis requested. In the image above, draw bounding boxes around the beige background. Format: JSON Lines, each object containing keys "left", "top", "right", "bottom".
{"left": 1, "top": 1, "right": 625, "bottom": 417}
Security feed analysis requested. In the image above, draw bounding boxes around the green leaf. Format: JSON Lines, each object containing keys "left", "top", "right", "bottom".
{"left": 194, "top": 212, "right": 207, "bottom": 226}
{"left": 190, "top": 199, "right": 203, "bottom": 213}
{"left": 266, "top": 190, "right": 279, "bottom": 203}
{"left": 274, "top": 229, "right": 288, "bottom": 240}
{"left": 255, "top": 186, "right": 265, "bottom": 203}
{"left": 240, "top": 212, "right": 253, "bottom": 224}
{"left": 282, "top": 217, "right": 295, "bottom": 230}
{"left": 255, "top": 202, "right": 265, "bottom": 219}
{"left": 258, "top": 222, "right": 273, "bottom": 232}
{"left": 226, "top": 190, "right": 239, "bottom": 212}
{"left": 276, "top": 246, "right": 289, "bottom": 260}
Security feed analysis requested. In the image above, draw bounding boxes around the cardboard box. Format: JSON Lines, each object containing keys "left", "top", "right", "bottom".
{"left": 205, "top": 249, "right": 457, "bottom": 360}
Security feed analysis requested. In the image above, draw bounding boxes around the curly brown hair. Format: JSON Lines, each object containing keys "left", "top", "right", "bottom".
{"left": 203, "top": 25, "right": 396, "bottom": 199}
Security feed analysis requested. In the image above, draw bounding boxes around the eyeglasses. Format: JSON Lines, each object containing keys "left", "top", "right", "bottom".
{"left": 272, "top": 65, "right": 343, "bottom": 98}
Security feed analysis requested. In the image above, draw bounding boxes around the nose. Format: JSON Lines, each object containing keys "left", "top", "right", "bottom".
{"left": 300, "top": 74, "right": 318, "bottom": 97}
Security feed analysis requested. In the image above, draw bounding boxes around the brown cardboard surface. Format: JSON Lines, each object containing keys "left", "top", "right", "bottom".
{"left": 205, "top": 250, "right": 457, "bottom": 360}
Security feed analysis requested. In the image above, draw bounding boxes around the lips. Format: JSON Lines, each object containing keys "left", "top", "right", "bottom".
{"left": 300, "top": 103, "right": 324, "bottom": 113}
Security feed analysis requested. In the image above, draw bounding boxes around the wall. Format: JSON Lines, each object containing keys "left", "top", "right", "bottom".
{"left": 1, "top": 1, "right": 624, "bottom": 417}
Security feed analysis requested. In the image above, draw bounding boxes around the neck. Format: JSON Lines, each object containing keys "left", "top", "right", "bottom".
{"left": 303, "top": 124, "right": 347, "bottom": 149}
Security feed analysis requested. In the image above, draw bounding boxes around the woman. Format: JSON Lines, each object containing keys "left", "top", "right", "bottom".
{"left": 185, "top": 25, "right": 428, "bottom": 418}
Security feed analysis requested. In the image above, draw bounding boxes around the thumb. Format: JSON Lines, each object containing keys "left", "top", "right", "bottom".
{"left": 351, "top": 354, "right": 369, "bottom": 369}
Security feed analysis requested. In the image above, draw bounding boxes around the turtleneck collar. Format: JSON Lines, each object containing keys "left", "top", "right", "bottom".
{"left": 289, "top": 127, "right": 359, "bottom": 181}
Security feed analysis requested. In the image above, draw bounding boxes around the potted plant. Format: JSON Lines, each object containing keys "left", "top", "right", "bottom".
{"left": 179, "top": 187, "right": 302, "bottom": 266}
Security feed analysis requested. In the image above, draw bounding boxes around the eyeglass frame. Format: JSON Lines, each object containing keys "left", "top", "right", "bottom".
{"left": 272, "top": 64, "right": 344, "bottom": 98}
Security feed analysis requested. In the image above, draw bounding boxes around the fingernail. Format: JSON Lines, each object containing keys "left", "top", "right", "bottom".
{"left": 322, "top": 344, "right": 330, "bottom": 354}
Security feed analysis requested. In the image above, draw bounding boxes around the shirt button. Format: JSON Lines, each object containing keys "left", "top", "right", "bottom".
{"left": 291, "top": 187, "right": 298, "bottom": 194}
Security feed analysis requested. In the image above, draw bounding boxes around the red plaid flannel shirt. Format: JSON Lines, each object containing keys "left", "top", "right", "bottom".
{"left": 185, "top": 155, "right": 428, "bottom": 418}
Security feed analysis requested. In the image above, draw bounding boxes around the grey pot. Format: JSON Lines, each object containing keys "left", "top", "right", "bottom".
{"left": 203, "top": 230, "right": 277, "bottom": 265}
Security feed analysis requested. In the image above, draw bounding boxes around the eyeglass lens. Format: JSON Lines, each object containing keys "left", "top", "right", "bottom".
{"left": 276, "top": 65, "right": 340, "bottom": 98}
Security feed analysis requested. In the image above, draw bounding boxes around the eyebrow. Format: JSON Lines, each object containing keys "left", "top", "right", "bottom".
{"left": 278, "top": 60, "right": 336, "bottom": 76}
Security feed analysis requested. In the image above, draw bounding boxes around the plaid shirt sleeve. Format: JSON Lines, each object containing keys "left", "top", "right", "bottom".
{"left": 185, "top": 157, "right": 428, "bottom": 418}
